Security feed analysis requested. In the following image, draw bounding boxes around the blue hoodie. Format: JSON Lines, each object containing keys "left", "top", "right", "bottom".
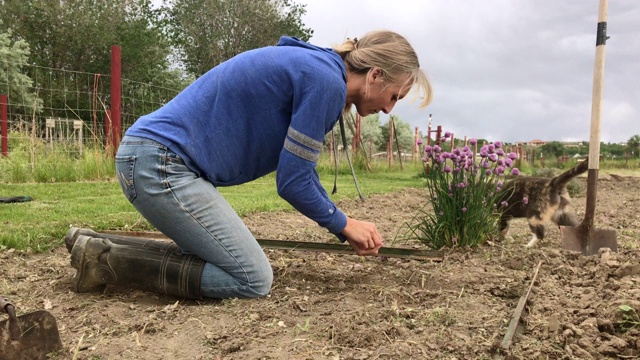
{"left": 125, "top": 36, "right": 349, "bottom": 239}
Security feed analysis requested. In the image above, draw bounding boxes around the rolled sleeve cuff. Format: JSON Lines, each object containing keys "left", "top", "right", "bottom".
{"left": 325, "top": 208, "right": 348, "bottom": 242}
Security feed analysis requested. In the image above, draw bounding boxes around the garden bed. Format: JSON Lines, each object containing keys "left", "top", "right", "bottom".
{"left": 1, "top": 175, "right": 639, "bottom": 359}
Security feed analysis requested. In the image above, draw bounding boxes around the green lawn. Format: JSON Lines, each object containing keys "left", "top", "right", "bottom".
{"left": 0, "top": 169, "right": 426, "bottom": 251}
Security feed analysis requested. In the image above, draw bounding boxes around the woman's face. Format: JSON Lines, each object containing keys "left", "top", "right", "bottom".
{"left": 355, "top": 69, "right": 411, "bottom": 116}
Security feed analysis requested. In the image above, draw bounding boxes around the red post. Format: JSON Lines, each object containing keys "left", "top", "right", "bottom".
{"left": 110, "top": 45, "right": 122, "bottom": 154}
{"left": 1, "top": 95, "right": 7, "bottom": 157}
{"left": 355, "top": 113, "right": 361, "bottom": 151}
{"left": 388, "top": 117, "right": 394, "bottom": 167}
{"left": 414, "top": 126, "right": 419, "bottom": 161}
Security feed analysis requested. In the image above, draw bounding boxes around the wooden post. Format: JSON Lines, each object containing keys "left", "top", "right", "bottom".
{"left": 387, "top": 118, "right": 393, "bottom": 167}
{"left": 110, "top": 45, "right": 122, "bottom": 155}
{"left": 0, "top": 94, "right": 7, "bottom": 157}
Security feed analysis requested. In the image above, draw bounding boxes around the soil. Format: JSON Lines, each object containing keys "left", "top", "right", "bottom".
{"left": 2, "top": 174, "right": 640, "bottom": 360}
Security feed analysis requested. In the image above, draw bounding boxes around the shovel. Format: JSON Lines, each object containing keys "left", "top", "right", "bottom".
{"left": 0, "top": 296, "right": 63, "bottom": 360}
{"left": 560, "top": 0, "right": 617, "bottom": 255}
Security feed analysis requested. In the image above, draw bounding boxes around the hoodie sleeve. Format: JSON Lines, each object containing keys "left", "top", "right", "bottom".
{"left": 275, "top": 64, "right": 348, "bottom": 241}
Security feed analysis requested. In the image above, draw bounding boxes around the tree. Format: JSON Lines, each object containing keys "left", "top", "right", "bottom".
{"left": 0, "top": 26, "right": 41, "bottom": 113}
{"left": 539, "top": 141, "right": 566, "bottom": 159}
{"left": 380, "top": 115, "right": 413, "bottom": 154}
{"left": 628, "top": 134, "right": 640, "bottom": 158}
{"left": 0, "top": 0, "right": 186, "bottom": 125}
{"left": 166, "top": 0, "right": 313, "bottom": 76}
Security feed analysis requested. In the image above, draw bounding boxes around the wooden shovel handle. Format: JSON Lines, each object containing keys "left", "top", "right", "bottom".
{"left": 588, "top": 0, "right": 608, "bottom": 170}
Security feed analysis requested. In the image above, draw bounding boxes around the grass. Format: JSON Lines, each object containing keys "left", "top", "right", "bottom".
{"left": 0, "top": 163, "right": 427, "bottom": 251}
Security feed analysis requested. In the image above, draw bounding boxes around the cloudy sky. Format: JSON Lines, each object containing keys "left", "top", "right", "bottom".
{"left": 298, "top": 0, "right": 639, "bottom": 144}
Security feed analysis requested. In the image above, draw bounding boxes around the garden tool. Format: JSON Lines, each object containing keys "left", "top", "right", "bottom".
{"left": 0, "top": 296, "right": 63, "bottom": 360}
{"left": 561, "top": 0, "right": 617, "bottom": 255}
{"left": 65, "top": 228, "right": 444, "bottom": 261}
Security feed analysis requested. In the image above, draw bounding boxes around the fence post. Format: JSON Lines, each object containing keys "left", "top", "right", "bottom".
{"left": 1, "top": 94, "right": 7, "bottom": 157}
{"left": 110, "top": 45, "right": 122, "bottom": 155}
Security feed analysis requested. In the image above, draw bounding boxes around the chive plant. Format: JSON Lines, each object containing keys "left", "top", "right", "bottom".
{"left": 402, "top": 133, "right": 520, "bottom": 249}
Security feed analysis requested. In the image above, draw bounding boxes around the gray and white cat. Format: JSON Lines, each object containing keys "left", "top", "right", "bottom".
{"left": 497, "top": 158, "right": 588, "bottom": 247}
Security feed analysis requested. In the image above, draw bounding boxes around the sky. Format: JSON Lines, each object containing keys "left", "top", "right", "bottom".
{"left": 297, "top": 0, "right": 639, "bottom": 145}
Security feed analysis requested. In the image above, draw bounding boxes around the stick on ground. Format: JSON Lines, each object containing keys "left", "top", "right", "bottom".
{"left": 500, "top": 260, "right": 543, "bottom": 351}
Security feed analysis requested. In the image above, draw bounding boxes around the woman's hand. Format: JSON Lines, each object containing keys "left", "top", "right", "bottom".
{"left": 342, "top": 217, "right": 383, "bottom": 256}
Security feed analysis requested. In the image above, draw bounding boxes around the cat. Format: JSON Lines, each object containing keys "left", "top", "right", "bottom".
{"left": 497, "top": 157, "right": 589, "bottom": 247}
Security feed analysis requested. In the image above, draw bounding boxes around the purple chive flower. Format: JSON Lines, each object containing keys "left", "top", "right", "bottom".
{"left": 494, "top": 141, "right": 502, "bottom": 148}
{"left": 486, "top": 170, "right": 493, "bottom": 175}
{"left": 496, "top": 149, "right": 505, "bottom": 156}
{"left": 482, "top": 161, "right": 490, "bottom": 169}
{"left": 508, "top": 152, "right": 517, "bottom": 160}
{"left": 444, "top": 131, "right": 452, "bottom": 139}
{"left": 439, "top": 211, "right": 444, "bottom": 216}
{"left": 444, "top": 165, "right": 452, "bottom": 173}
{"left": 461, "top": 207, "right": 467, "bottom": 213}
{"left": 495, "top": 166, "right": 505, "bottom": 175}
{"left": 488, "top": 154, "right": 498, "bottom": 162}
{"left": 480, "top": 149, "right": 488, "bottom": 158}
{"left": 469, "top": 138, "right": 477, "bottom": 145}
{"left": 457, "top": 182, "right": 466, "bottom": 188}
{"left": 511, "top": 168, "right": 521, "bottom": 175}
{"left": 417, "top": 138, "right": 423, "bottom": 145}
{"left": 497, "top": 181, "right": 503, "bottom": 187}
{"left": 501, "top": 201, "right": 509, "bottom": 207}
{"left": 425, "top": 145, "right": 432, "bottom": 152}
{"left": 522, "top": 196, "right": 529, "bottom": 205}
{"left": 488, "top": 144, "right": 495, "bottom": 153}
{"left": 505, "top": 158, "right": 513, "bottom": 167}
{"left": 421, "top": 157, "right": 427, "bottom": 163}
{"left": 433, "top": 145, "right": 442, "bottom": 152}
{"left": 462, "top": 146, "right": 470, "bottom": 152}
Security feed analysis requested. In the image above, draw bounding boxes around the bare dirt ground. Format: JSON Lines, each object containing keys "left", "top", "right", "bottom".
{"left": 2, "top": 174, "right": 639, "bottom": 360}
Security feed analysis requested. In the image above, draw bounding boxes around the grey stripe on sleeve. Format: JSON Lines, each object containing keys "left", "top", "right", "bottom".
{"left": 284, "top": 138, "right": 320, "bottom": 162}
{"left": 287, "top": 127, "right": 323, "bottom": 151}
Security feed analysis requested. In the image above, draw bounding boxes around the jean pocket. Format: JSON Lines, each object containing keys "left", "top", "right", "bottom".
{"left": 115, "top": 156, "right": 137, "bottom": 202}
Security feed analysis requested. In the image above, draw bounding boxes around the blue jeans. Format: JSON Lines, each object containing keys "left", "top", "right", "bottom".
{"left": 115, "top": 135, "right": 273, "bottom": 298}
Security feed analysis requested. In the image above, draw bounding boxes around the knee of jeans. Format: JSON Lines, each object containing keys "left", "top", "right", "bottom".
{"left": 249, "top": 264, "right": 273, "bottom": 297}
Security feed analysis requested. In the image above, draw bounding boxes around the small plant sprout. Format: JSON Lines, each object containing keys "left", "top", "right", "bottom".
{"left": 617, "top": 305, "right": 640, "bottom": 333}
{"left": 399, "top": 136, "right": 519, "bottom": 249}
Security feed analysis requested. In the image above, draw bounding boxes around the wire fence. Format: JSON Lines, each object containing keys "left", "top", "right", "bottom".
{"left": 1, "top": 61, "right": 181, "bottom": 159}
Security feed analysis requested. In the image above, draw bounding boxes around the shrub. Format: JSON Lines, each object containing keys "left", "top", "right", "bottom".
{"left": 399, "top": 135, "right": 520, "bottom": 249}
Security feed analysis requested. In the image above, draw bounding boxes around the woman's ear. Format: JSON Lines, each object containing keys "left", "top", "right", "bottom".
{"left": 370, "top": 67, "right": 383, "bottom": 83}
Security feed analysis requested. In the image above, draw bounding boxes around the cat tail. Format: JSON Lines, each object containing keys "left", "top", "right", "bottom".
{"left": 550, "top": 156, "right": 589, "bottom": 187}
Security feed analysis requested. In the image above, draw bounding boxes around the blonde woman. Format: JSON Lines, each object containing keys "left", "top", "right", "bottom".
{"left": 69, "top": 30, "right": 433, "bottom": 300}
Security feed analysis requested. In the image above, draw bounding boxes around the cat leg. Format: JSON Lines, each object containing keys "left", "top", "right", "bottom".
{"left": 555, "top": 210, "right": 579, "bottom": 227}
{"left": 526, "top": 221, "right": 545, "bottom": 248}
{"left": 498, "top": 216, "right": 510, "bottom": 242}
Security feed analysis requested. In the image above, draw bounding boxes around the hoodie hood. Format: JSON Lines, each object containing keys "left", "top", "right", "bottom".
{"left": 277, "top": 36, "right": 346, "bottom": 80}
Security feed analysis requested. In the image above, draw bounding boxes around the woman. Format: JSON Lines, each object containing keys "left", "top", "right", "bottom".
{"left": 69, "top": 30, "right": 433, "bottom": 300}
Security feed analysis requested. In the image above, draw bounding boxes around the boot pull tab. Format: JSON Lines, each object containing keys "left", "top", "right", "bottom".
{"left": 0, "top": 295, "right": 21, "bottom": 340}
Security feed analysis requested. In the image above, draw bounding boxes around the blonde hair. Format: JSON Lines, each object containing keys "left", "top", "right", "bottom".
{"left": 334, "top": 30, "right": 433, "bottom": 109}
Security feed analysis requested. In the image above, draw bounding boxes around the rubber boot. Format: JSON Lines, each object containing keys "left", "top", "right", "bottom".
{"left": 64, "top": 227, "right": 180, "bottom": 254}
{"left": 70, "top": 235, "right": 205, "bottom": 300}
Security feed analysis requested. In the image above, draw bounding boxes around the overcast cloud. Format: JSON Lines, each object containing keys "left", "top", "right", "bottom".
{"left": 298, "top": 0, "right": 639, "bottom": 144}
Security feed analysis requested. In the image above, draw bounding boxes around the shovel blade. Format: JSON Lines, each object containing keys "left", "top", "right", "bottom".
{"left": 0, "top": 310, "right": 63, "bottom": 360}
{"left": 561, "top": 226, "right": 618, "bottom": 255}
